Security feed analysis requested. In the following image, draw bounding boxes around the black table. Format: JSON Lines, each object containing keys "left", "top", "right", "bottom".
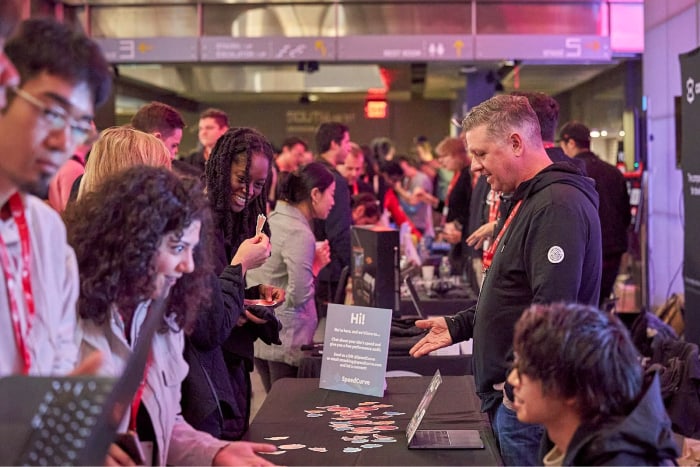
{"left": 246, "top": 376, "right": 502, "bottom": 466}
{"left": 298, "top": 352, "right": 472, "bottom": 378}
{"left": 399, "top": 278, "right": 477, "bottom": 317}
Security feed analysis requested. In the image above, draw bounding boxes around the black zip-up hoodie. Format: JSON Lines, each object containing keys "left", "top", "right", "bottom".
{"left": 545, "top": 373, "right": 680, "bottom": 465}
{"left": 446, "top": 162, "right": 602, "bottom": 411}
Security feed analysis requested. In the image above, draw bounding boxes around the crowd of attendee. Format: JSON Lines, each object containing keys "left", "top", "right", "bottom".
{"left": 1, "top": 3, "right": 680, "bottom": 466}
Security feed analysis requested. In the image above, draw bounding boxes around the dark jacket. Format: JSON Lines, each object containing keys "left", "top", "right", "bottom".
{"left": 313, "top": 158, "right": 352, "bottom": 284}
{"left": 182, "top": 148, "right": 207, "bottom": 174}
{"left": 182, "top": 228, "right": 280, "bottom": 440}
{"left": 467, "top": 175, "right": 490, "bottom": 260}
{"left": 446, "top": 162, "right": 602, "bottom": 411}
{"left": 551, "top": 374, "right": 679, "bottom": 466}
{"left": 181, "top": 264, "right": 246, "bottom": 440}
{"left": 574, "top": 151, "right": 630, "bottom": 257}
{"left": 442, "top": 169, "right": 472, "bottom": 272}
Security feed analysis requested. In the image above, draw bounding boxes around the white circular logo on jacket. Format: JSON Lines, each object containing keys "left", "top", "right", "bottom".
{"left": 547, "top": 246, "right": 565, "bottom": 264}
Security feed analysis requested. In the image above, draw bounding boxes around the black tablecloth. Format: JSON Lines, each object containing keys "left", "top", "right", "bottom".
{"left": 246, "top": 376, "right": 502, "bottom": 466}
{"left": 298, "top": 353, "right": 472, "bottom": 378}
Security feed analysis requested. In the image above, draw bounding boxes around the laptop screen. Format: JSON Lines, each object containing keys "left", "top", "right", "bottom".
{"left": 404, "top": 276, "right": 425, "bottom": 319}
{"left": 405, "top": 370, "right": 442, "bottom": 444}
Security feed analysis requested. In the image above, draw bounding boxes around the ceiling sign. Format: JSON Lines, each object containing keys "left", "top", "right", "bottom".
{"left": 337, "top": 35, "right": 472, "bottom": 62}
{"left": 475, "top": 35, "right": 612, "bottom": 62}
{"left": 200, "top": 37, "right": 334, "bottom": 62}
{"left": 94, "top": 37, "right": 198, "bottom": 63}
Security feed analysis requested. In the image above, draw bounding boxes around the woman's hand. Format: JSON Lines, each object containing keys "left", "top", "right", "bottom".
{"left": 105, "top": 443, "right": 136, "bottom": 466}
{"left": 312, "top": 240, "right": 331, "bottom": 277}
{"left": 212, "top": 441, "right": 277, "bottom": 466}
{"left": 231, "top": 234, "right": 271, "bottom": 274}
{"left": 258, "top": 284, "right": 285, "bottom": 304}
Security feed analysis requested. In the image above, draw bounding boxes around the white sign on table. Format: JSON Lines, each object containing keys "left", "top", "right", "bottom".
{"left": 319, "top": 304, "right": 392, "bottom": 397}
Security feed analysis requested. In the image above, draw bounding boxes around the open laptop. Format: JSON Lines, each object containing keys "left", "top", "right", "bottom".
{"left": 404, "top": 275, "right": 427, "bottom": 319}
{"left": 0, "top": 296, "right": 167, "bottom": 465}
{"left": 406, "top": 370, "right": 485, "bottom": 449}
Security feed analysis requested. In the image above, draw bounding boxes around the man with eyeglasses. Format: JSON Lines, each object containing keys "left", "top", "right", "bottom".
{"left": 0, "top": 18, "right": 112, "bottom": 377}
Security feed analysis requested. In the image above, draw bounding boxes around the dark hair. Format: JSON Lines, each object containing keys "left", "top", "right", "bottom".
{"left": 370, "top": 137, "right": 395, "bottom": 164}
{"left": 282, "top": 136, "right": 308, "bottom": 151}
{"left": 205, "top": 127, "right": 274, "bottom": 256}
{"left": 315, "top": 121, "right": 348, "bottom": 154}
{"left": 5, "top": 18, "right": 112, "bottom": 107}
{"left": 352, "top": 192, "right": 380, "bottom": 220}
{"left": 64, "top": 166, "right": 213, "bottom": 332}
{"left": 200, "top": 108, "right": 229, "bottom": 129}
{"left": 0, "top": 0, "right": 20, "bottom": 40}
{"left": 511, "top": 91, "right": 559, "bottom": 142}
{"left": 397, "top": 153, "right": 420, "bottom": 169}
{"left": 131, "top": 101, "right": 185, "bottom": 137}
{"left": 513, "top": 302, "right": 642, "bottom": 423}
{"left": 380, "top": 160, "right": 404, "bottom": 178}
{"left": 278, "top": 161, "right": 334, "bottom": 204}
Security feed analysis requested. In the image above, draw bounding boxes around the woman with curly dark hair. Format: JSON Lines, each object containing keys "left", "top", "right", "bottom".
{"left": 65, "top": 166, "right": 275, "bottom": 466}
{"left": 203, "top": 127, "right": 285, "bottom": 439}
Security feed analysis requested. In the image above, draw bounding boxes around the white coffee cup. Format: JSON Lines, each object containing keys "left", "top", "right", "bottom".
{"left": 421, "top": 265, "right": 435, "bottom": 281}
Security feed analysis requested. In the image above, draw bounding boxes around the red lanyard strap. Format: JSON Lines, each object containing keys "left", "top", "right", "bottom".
{"left": 129, "top": 352, "right": 153, "bottom": 431}
{"left": 482, "top": 199, "right": 523, "bottom": 272}
{"left": 0, "top": 193, "right": 35, "bottom": 374}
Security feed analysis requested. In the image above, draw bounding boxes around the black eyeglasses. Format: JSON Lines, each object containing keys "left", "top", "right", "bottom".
{"left": 9, "top": 86, "right": 93, "bottom": 145}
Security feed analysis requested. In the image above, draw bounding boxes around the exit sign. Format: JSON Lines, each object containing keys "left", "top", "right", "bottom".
{"left": 365, "top": 100, "right": 388, "bottom": 119}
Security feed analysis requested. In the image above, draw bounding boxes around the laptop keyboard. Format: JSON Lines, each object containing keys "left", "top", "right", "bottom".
{"left": 416, "top": 429, "right": 450, "bottom": 445}
{"left": 18, "top": 379, "right": 113, "bottom": 466}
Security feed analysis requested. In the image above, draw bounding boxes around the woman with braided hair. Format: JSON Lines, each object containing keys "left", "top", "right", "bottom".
{"left": 203, "top": 127, "right": 286, "bottom": 439}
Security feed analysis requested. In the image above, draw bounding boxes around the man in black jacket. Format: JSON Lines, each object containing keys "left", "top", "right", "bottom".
{"left": 560, "top": 121, "right": 631, "bottom": 306}
{"left": 410, "top": 95, "right": 602, "bottom": 465}
{"left": 509, "top": 302, "right": 678, "bottom": 465}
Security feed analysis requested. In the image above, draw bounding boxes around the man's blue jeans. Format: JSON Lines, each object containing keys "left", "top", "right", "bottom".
{"left": 491, "top": 402, "right": 545, "bottom": 466}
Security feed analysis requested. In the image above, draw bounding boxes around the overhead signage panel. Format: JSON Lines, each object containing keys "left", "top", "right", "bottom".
{"left": 200, "top": 37, "right": 335, "bottom": 62}
{"left": 95, "top": 37, "right": 198, "bottom": 63}
{"left": 476, "top": 35, "right": 612, "bottom": 62}
{"left": 337, "top": 35, "right": 472, "bottom": 62}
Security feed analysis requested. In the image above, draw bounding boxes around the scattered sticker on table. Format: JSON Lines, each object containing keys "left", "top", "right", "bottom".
{"left": 343, "top": 447, "right": 362, "bottom": 453}
{"left": 383, "top": 411, "right": 405, "bottom": 416}
{"left": 278, "top": 443, "right": 306, "bottom": 450}
{"left": 308, "top": 447, "right": 328, "bottom": 452}
{"left": 264, "top": 436, "right": 289, "bottom": 441}
{"left": 373, "top": 437, "right": 398, "bottom": 443}
{"left": 342, "top": 435, "right": 368, "bottom": 442}
{"left": 361, "top": 443, "right": 383, "bottom": 448}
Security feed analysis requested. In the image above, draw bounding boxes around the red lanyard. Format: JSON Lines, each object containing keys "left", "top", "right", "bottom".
{"left": 0, "top": 193, "right": 35, "bottom": 374}
{"left": 482, "top": 199, "right": 523, "bottom": 272}
{"left": 129, "top": 352, "right": 153, "bottom": 431}
{"left": 487, "top": 190, "right": 501, "bottom": 224}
